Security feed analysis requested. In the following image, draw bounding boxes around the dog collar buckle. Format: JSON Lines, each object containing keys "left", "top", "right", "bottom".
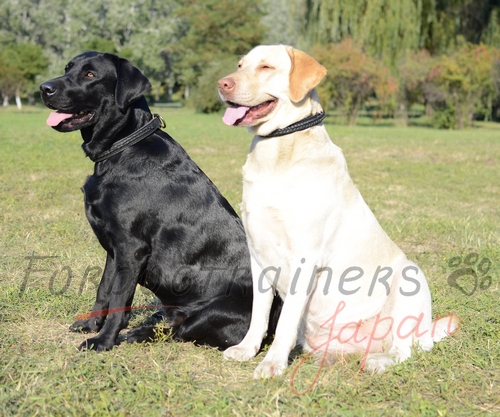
{"left": 153, "top": 113, "right": 166, "bottom": 129}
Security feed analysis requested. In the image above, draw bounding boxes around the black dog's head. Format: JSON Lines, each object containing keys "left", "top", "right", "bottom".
{"left": 40, "top": 51, "right": 152, "bottom": 158}
{"left": 40, "top": 51, "right": 151, "bottom": 131}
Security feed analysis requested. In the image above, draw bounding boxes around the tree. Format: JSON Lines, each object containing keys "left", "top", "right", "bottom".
{"left": 300, "top": 0, "right": 500, "bottom": 66}
{"left": 493, "top": 58, "right": 500, "bottom": 120}
{"left": 172, "top": 0, "right": 265, "bottom": 99}
{"left": 398, "top": 50, "right": 436, "bottom": 125}
{"left": 0, "top": 43, "right": 47, "bottom": 108}
{"left": 261, "top": 0, "right": 303, "bottom": 46}
{"left": 410, "top": 0, "right": 500, "bottom": 55}
{"left": 191, "top": 56, "right": 238, "bottom": 113}
{"left": 304, "top": 0, "right": 423, "bottom": 69}
{"left": 0, "top": 62, "right": 23, "bottom": 107}
{"left": 313, "top": 39, "right": 397, "bottom": 125}
{"left": 482, "top": 7, "right": 500, "bottom": 48}
{"left": 0, "top": 0, "right": 38, "bottom": 45}
{"left": 84, "top": 38, "right": 118, "bottom": 54}
{"left": 0, "top": 0, "right": 178, "bottom": 93}
{"left": 105, "top": 0, "right": 178, "bottom": 102}
{"left": 426, "top": 44, "right": 499, "bottom": 128}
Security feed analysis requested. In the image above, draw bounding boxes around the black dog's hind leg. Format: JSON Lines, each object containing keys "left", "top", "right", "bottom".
{"left": 117, "top": 298, "right": 250, "bottom": 349}
{"left": 118, "top": 311, "right": 168, "bottom": 344}
{"left": 70, "top": 254, "right": 116, "bottom": 333}
{"left": 173, "top": 295, "right": 254, "bottom": 350}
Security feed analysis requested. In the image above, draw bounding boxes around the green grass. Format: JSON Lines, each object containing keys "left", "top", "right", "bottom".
{"left": 1, "top": 106, "right": 499, "bottom": 416}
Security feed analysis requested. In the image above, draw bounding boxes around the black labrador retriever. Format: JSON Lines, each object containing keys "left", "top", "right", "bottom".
{"left": 39, "top": 51, "right": 281, "bottom": 352}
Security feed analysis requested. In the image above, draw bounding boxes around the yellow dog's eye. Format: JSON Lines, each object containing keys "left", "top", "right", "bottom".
{"left": 260, "top": 65, "right": 274, "bottom": 71}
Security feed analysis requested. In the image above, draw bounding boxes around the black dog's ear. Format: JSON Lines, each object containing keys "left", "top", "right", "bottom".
{"left": 114, "top": 56, "right": 151, "bottom": 110}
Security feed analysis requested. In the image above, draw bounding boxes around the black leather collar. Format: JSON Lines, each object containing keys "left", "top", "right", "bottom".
{"left": 91, "top": 113, "right": 166, "bottom": 163}
{"left": 260, "top": 111, "right": 326, "bottom": 138}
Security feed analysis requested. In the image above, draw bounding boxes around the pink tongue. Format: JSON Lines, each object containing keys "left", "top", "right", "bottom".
{"left": 223, "top": 106, "right": 250, "bottom": 126}
{"left": 46, "top": 112, "right": 73, "bottom": 127}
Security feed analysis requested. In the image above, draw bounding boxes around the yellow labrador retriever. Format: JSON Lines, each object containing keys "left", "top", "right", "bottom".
{"left": 218, "top": 45, "right": 460, "bottom": 378}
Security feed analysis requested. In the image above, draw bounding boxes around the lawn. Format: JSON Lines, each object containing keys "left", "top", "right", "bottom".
{"left": 0, "top": 106, "right": 499, "bottom": 416}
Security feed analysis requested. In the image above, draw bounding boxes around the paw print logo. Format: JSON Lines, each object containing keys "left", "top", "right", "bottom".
{"left": 447, "top": 253, "right": 492, "bottom": 296}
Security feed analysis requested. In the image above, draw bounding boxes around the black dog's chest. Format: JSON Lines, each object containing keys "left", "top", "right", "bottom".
{"left": 82, "top": 174, "right": 118, "bottom": 251}
{"left": 82, "top": 168, "right": 167, "bottom": 256}
{"left": 83, "top": 168, "right": 131, "bottom": 218}
{"left": 83, "top": 175, "right": 105, "bottom": 219}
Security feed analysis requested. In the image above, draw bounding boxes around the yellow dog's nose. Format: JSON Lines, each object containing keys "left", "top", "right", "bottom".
{"left": 218, "top": 77, "right": 235, "bottom": 93}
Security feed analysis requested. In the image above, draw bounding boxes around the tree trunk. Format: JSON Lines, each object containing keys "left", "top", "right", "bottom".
{"left": 2, "top": 94, "right": 8, "bottom": 107}
{"left": 425, "top": 100, "right": 433, "bottom": 117}
{"left": 485, "top": 94, "right": 492, "bottom": 122}
{"left": 15, "top": 87, "right": 22, "bottom": 110}
{"left": 397, "top": 102, "right": 408, "bottom": 127}
{"left": 348, "top": 101, "right": 360, "bottom": 126}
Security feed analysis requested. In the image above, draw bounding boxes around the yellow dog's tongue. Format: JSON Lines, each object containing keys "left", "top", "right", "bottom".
{"left": 46, "top": 112, "right": 73, "bottom": 127}
{"left": 223, "top": 105, "right": 250, "bottom": 126}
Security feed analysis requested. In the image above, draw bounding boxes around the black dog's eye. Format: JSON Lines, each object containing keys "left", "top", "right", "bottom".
{"left": 86, "top": 71, "right": 96, "bottom": 78}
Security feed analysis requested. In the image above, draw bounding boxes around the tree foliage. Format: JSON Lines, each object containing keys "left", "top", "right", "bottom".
{"left": 313, "top": 39, "right": 398, "bottom": 125}
{"left": 0, "top": 62, "right": 23, "bottom": 106}
{"left": 191, "top": 56, "right": 238, "bottom": 113}
{"left": 397, "top": 50, "right": 436, "bottom": 124}
{"left": 172, "top": 0, "right": 264, "bottom": 88}
{"left": 426, "top": 44, "right": 500, "bottom": 128}
{"left": 303, "top": 0, "right": 500, "bottom": 69}
{"left": 422, "top": 0, "right": 500, "bottom": 53}
{"left": 0, "top": 0, "right": 178, "bottom": 90}
{"left": 261, "top": 0, "right": 304, "bottom": 45}
{"left": 492, "top": 57, "right": 500, "bottom": 121}
{"left": 305, "top": 0, "right": 423, "bottom": 68}
{"left": 0, "top": 0, "right": 499, "bottom": 124}
{"left": 0, "top": 43, "right": 47, "bottom": 107}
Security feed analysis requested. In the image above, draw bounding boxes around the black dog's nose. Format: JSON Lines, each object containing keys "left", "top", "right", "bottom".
{"left": 40, "top": 82, "right": 57, "bottom": 96}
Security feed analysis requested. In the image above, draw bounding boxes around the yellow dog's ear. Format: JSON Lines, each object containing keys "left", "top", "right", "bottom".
{"left": 287, "top": 47, "right": 327, "bottom": 103}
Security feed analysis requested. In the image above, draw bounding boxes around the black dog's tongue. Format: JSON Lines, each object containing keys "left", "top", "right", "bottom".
{"left": 46, "top": 112, "right": 73, "bottom": 127}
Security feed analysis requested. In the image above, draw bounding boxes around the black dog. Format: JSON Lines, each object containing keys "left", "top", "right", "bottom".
{"left": 40, "top": 51, "right": 281, "bottom": 351}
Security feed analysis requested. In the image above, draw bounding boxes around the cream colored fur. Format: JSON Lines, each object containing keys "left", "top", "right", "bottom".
{"left": 218, "top": 45, "right": 459, "bottom": 379}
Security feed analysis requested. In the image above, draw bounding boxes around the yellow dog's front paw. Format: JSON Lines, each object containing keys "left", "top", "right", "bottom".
{"left": 223, "top": 344, "right": 258, "bottom": 362}
{"left": 364, "top": 353, "right": 397, "bottom": 374}
{"left": 253, "top": 358, "right": 288, "bottom": 379}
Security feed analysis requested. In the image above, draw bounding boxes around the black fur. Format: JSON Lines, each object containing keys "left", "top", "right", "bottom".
{"left": 40, "top": 51, "right": 281, "bottom": 351}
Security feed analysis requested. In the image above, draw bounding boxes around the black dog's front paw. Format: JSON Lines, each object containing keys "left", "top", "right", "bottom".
{"left": 70, "top": 318, "right": 102, "bottom": 333}
{"left": 78, "top": 336, "right": 115, "bottom": 352}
